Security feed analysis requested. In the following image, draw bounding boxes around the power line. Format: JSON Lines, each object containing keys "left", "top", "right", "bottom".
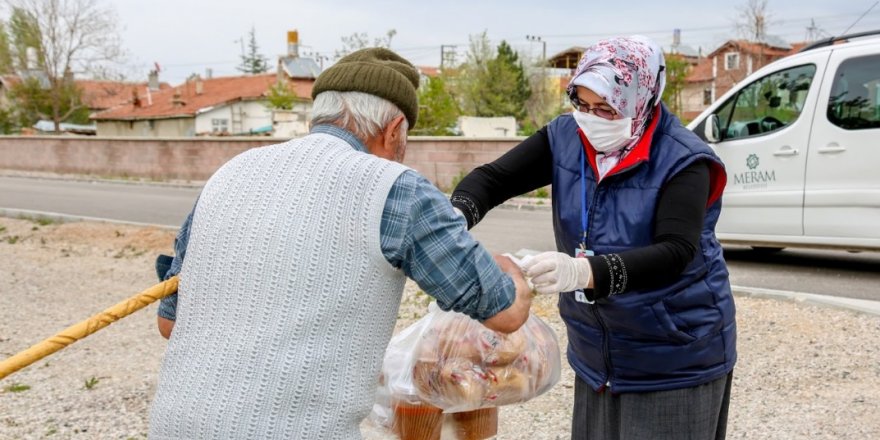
{"left": 520, "top": 12, "right": 874, "bottom": 41}
{"left": 840, "top": 1, "right": 880, "bottom": 35}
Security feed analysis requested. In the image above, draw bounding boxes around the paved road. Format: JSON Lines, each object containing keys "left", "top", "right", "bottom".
{"left": 0, "top": 176, "right": 201, "bottom": 227}
{"left": 2, "top": 175, "right": 879, "bottom": 301}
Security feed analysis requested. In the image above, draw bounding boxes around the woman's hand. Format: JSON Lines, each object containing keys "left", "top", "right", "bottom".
{"left": 522, "top": 252, "right": 594, "bottom": 295}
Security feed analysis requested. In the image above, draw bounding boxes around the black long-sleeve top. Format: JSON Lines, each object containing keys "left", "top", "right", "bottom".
{"left": 451, "top": 126, "right": 711, "bottom": 300}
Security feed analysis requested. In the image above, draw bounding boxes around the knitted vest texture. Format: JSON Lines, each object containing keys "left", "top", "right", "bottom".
{"left": 149, "top": 133, "right": 408, "bottom": 439}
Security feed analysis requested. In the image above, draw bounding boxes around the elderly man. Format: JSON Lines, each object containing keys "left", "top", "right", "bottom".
{"left": 148, "top": 47, "right": 532, "bottom": 439}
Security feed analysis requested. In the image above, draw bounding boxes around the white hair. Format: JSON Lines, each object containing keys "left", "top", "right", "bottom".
{"left": 311, "top": 91, "right": 408, "bottom": 141}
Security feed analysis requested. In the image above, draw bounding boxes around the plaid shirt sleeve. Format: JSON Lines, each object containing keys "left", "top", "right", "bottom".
{"left": 156, "top": 199, "right": 197, "bottom": 321}
{"left": 381, "top": 170, "right": 515, "bottom": 321}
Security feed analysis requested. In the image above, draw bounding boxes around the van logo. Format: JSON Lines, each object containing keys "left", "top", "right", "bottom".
{"left": 734, "top": 153, "right": 776, "bottom": 189}
{"left": 747, "top": 154, "right": 759, "bottom": 170}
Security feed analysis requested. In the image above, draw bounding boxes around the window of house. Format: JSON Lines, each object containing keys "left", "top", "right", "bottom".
{"left": 714, "top": 64, "right": 816, "bottom": 141}
{"left": 827, "top": 54, "right": 880, "bottom": 130}
{"left": 703, "top": 88, "right": 713, "bottom": 105}
{"left": 212, "top": 118, "right": 229, "bottom": 133}
{"left": 725, "top": 52, "right": 740, "bottom": 71}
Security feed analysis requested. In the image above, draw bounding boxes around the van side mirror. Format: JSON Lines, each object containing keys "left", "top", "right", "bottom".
{"left": 704, "top": 114, "right": 721, "bottom": 143}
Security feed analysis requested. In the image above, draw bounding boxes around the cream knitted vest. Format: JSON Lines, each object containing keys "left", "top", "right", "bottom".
{"left": 149, "top": 133, "right": 408, "bottom": 439}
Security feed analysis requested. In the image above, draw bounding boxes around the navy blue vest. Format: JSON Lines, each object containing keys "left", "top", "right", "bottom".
{"left": 546, "top": 105, "right": 736, "bottom": 393}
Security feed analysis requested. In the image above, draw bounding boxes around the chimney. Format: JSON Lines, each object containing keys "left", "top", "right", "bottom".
{"left": 195, "top": 78, "right": 204, "bottom": 95}
{"left": 172, "top": 89, "right": 185, "bottom": 107}
{"left": 148, "top": 70, "right": 160, "bottom": 91}
{"left": 287, "top": 30, "right": 299, "bottom": 58}
{"left": 63, "top": 67, "right": 74, "bottom": 84}
{"left": 132, "top": 87, "right": 142, "bottom": 108}
{"left": 205, "top": 68, "right": 213, "bottom": 79}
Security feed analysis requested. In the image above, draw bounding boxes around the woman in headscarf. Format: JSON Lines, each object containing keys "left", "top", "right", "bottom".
{"left": 451, "top": 35, "right": 736, "bottom": 439}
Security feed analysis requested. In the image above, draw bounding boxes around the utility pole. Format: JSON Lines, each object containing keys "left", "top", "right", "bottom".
{"left": 805, "top": 19, "right": 821, "bottom": 42}
{"left": 440, "top": 45, "right": 458, "bottom": 70}
{"left": 525, "top": 35, "right": 546, "bottom": 66}
{"left": 314, "top": 52, "right": 329, "bottom": 70}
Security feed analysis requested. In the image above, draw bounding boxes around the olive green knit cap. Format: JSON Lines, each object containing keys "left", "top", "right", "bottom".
{"left": 311, "top": 47, "right": 420, "bottom": 128}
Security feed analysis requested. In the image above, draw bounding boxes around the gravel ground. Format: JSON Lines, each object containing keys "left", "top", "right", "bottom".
{"left": 1, "top": 216, "right": 878, "bottom": 439}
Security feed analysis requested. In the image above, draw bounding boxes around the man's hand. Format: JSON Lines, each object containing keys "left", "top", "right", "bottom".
{"left": 158, "top": 316, "right": 175, "bottom": 339}
{"left": 522, "top": 251, "right": 594, "bottom": 295}
{"left": 482, "top": 255, "right": 532, "bottom": 334}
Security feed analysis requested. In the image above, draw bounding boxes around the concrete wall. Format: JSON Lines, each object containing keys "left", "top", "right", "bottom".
{"left": 0, "top": 135, "right": 521, "bottom": 189}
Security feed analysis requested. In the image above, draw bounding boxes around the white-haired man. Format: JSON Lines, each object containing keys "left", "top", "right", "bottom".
{"left": 148, "top": 48, "right": 532, "bottom": 439}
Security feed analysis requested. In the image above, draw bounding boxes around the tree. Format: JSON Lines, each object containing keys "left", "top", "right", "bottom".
{"left": 8, "top": 76, "right": 90, "bottom": 128}
{"left": 237, "top": 26, "right": 269, "bottom": 74}
{"left": 0, "top": 21, "right": 13, "bottom": 74}
{"left": 456, "top": 31, "right": 494, "bottom": 116}
{"left": 334, "top": 29, "right": 396, "bottom": 60}
{"left": 521, "top": 52, "right": 565, "bottom": 135}
{"left": 266, "top": 80, "right": 296, "bottom": 110}
{"left": 661, "top": 54, "right": 690, "bottom": 118}
{"left": 736, "top": 0, "right": 771, "bottom": 42}
{"left": 458, "top": 37, "right": 531, "bottom": 122}
{"left": 412, "top": 74, "right": 459, "bottom": 135}
{"left": 3, "top": 0, "right": 123, "bottom": 132}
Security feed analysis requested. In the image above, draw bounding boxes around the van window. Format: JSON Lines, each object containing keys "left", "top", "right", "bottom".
{"left": 716, "top": 64, "right": 816, "bottom": 141}
{"left": 828, "top": 55, "right": 880, "bottom": 130}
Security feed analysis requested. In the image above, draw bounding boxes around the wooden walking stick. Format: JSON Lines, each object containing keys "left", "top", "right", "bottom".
{"left": 0, "top": 276, "right": 178, "bottom": 381}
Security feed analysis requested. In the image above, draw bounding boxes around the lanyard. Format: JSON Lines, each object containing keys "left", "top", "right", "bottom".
{"left": 579, "top": 146, "right": 588, "bottom": 249}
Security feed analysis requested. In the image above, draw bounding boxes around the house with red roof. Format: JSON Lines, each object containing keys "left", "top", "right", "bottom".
{"left": 91, "top": 73, "right": 314, "bottom": 137}
{"left": 77, "top": 78, "right": 171, "bottom": 113}
{"left": 681, "top": 39, "right": 807, "bottom": 121}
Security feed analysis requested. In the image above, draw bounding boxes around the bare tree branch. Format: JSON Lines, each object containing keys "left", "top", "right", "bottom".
{"left": 4, "top": 0, "right": 123, "bottom": 131}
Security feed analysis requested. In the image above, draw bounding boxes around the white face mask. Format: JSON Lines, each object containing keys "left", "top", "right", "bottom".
{"left": 573, "top": 111, "right": 636, "bottom": 153}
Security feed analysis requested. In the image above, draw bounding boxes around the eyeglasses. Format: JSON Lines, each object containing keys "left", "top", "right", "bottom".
{"left": 570, "top": 96, "right": 618, "bottom": 120}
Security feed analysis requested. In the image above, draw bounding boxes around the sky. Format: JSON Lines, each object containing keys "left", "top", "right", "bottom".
{"left": 94, "top": 0, "right": 880, "bottom": 84}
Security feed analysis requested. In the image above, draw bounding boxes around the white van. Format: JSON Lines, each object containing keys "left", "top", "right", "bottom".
{"left": 688, "top": 31, "right": 880, "bottom": 252}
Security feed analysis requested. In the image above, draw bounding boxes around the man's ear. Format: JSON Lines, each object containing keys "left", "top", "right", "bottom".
{"left": 382, "top": 115, "right": 406, "bottom": 151}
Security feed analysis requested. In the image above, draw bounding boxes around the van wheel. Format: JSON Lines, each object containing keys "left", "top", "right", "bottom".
{"left": 751, "top": 246, "right": 784, "bottom": 253}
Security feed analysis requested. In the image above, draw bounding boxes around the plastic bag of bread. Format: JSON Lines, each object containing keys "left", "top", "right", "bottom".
{"left": 379, "top": 302, "right": 561, "bottom": 414}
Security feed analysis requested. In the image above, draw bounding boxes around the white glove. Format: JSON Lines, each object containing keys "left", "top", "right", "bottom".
{"left": 522, "top": 251, "right": 593, "bottom": 295}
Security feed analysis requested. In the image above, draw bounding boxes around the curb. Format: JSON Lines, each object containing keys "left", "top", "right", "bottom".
{"left": 731, "top": 285, "right": 880, "bottom": 317}
{"left": 494, "top": 201, "right": 552, "bottom": 212}
{"left": 0, "top": 170, "right": 204, "bottom": 189}
{"left": 0, "top": 207, "right": 178, "bottom": 231}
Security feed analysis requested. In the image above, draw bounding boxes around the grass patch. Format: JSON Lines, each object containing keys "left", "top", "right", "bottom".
{"left": 83, "top": 376, "right": 100, "bottom": 390}
{"left": 4, "top": 235, "right": 20, "bottom": 244}
{"left": 0, "top": 225, "right": 6, "bottom": 233}
{"left": 3, "top": 382, "right": 30, "bottom": 393}
{"left": 114, "top": 244, "right": 145, "bottom": 259}
{"left": 18, "top": 214, "right": 56, "bottom": 226}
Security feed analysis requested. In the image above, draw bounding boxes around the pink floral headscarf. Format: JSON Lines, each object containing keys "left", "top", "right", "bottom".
{"left": 567, "top": 35, "right": 666, "bottom": 151}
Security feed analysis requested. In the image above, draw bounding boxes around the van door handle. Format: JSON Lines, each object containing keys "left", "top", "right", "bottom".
{"left": 817, "top": 145, "right": 846, "bottom": 154}
{"left": 773, "top": 147, "right": 799, "bottom": 156}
